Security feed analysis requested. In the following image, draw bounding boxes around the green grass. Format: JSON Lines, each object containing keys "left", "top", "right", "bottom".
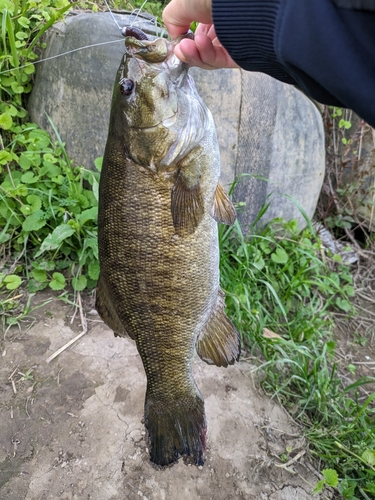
{"left": 219, "top": 211, "right": 375, "bottom": 499}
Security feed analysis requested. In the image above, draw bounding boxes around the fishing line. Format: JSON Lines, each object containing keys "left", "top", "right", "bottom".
{"left": 101, "top": 0, "right": 150, "bottom": 31}
{"left": 0, "top": 39, "right": 125, "bottom": 76}
{"left": 0, "top": 0, "right": 158, "bottom": 76}
{"left": 130, "top": 0, "right": 149, "bottom": 27}
{"left": 102, "top": 0, "right": 122, "bottom": 31}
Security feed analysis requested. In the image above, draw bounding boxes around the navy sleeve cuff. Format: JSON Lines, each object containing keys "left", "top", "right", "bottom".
{"left": 213, "top": 0, "right": 294, "bottom": 84}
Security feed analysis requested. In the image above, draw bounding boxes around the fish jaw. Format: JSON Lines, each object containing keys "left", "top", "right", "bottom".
{"left": 125, "top": 36, "right": 170, "bottom": 63}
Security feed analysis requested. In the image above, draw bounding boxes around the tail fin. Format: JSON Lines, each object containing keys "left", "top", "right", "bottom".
{"left": 144, "top": 393, "right": 206, "bottom": 467}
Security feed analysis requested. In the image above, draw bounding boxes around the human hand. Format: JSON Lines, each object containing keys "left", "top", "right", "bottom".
{"left": 163, "top": 0, "right": 239, "bottom": 70}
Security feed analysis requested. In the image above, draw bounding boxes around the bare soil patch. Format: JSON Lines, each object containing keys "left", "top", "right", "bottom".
{"left": 1, "top": 292, "right": 329, "bottom": 500}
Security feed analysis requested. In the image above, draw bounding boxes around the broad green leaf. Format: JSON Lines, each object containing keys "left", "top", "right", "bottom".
{"left": 338, "top": 479, "right": 357, "bottom": 497}
{"left": 49, "top": 272, "right": 66, "bottom": 291}
{"left": 85, "top": 237, "right": 98, "bottom": 259}
{"left": 15, "top": 31, "right": 28, "bottom": 40}
{"left": 2, "top": 274, "right": 22, "bottom": 290}
{"left": 23, "top": 63, "right": 35, "bottom": 75}
{"left": 5, "top": 105, "right": 18, "bottom": 116}
{"left": 22, "top": 209, "right": 46, "bottom": 232}
{"left": 0, "top": 0, "right": 15, "bottom": 13}
{"left": 0, "top": 150, "right": 14, "bottom": 165}
{"left": 271, "top": 247, "right": 289, "bottom": 264}
{"left": 11, "top": 82, "right": 24, "bottom": 94}
{"left": 21, "top": 171, "right": 39, "bottom": 184}
{"left": 24, "top": 152, "right": 42, "bottom": 167}
{"left": 78, "top": 207, "right": 98, "bottom": 226}
{"left": 28, "top": 129, "right": 51, "bottom": 149}
{"left": 338, "top": 118, "right": 352, "bottom": 129}
{"left": 26, "top": 194, "right": 42, "bottom": 213}
{"left": 17, "top": 109, "right": 27, "bottom": 118}
{"left": 0, "top": 113, "right": 13, "bottom": 130}
{"left": 19, "top": 154, "right": 32, "bottom": 170}
{"left": 322, "top": 469, "right": 339, "bottom": 487}
{"left": 43, "top": 153, "right": 57, "bottom": 163}
{"left": 12, "top": 184, "right": 28, "bottom": 197}
{"left": 335, "top": 297, "right": 352, "bottom": 313}
{"left": 94, "top": 156, "right": 103, "bottom": 172}
{"left": 312, "top": 479, "right": 325, "bottom": 495}
{"left": 253, "top": 256, "right": 265, "bottom": 271}
{"left": 20, "top": 205, "right": 32, "bottom": 216}
{"left": 17, "top": 16, "right": 30, "bottom": 28}
{"left": 34, "top": 223, "right": 75, "bottom": 257}
{"left": 0, "top": 232, "right": 11, "bottom": 243}
{"left": 31, "top": 269, "right": 48, "bottom": 283}
{"left": 27, "top": 279, "right": 48, "bottom": 293}
{"left": 362, "top": 450, "right": 375, "bottom": 466}
{"left": 32, "top": 260, "right": 55, "bottom": 271}
{"left": 88, "top": 260, "right": 100, "bottom": 280}
{"left": 365, "top": 482, "right": 375, "bottom": 494}
{"left": 72, "top": 274, "right": 87, "bottom": 291}
{"left": 41, "top": 162, "right": 61, "bottom": 178}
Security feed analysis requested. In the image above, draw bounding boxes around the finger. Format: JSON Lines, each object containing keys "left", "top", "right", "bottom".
{"left": 163, "top": 1, "right": 191, "bottom": 39}
{"left": 195, "top": 32, "right": 239, "bottom": 69}
{"left": 194, "top": 33, "right": 218, "bottom": 66}
{"left": 163, "top": 0, "right": 213, "bottom": 40}
{"left": 195, "top": 23, "right": 212, "bottom": 37}
{"left": 178, "top": 35, "right": 239, "bottom": 70}
{"left": 174, "top": 39, "right": 218, "bottom": 70}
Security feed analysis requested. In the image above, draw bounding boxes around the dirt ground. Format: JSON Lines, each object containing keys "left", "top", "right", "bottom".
{"left": 0, "top": 292, "right": 330, "bottom": 500}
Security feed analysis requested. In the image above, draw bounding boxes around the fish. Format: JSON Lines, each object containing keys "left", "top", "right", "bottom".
{"left": 95, "top": 29, "right": 240, "bottom": 468}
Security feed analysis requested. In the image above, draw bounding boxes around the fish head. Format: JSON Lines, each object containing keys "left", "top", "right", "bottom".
{"left": 110, "top": 35, "right": 212, "bottom": 170}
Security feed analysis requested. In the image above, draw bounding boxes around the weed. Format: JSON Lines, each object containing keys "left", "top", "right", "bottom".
{"left": 0, "top": 122, "right": 100, "bottom": 296}
{"left": 0, "top": 0, "right": 72, "bottom": 119}
{"left": 19, "top": 368, "right": 33, "bottom": 381}
{"left": 219, "top": 214, "right": 375, "bottom": 499}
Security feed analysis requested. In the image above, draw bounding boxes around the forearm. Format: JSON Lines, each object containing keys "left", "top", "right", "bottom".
{"left": 213, "top": 0, "right": 375, "bottom": 126}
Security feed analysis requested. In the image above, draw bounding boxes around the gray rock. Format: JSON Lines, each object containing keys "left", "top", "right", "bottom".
{"left": 28, "top": 11, "right": 325, "bottom": 229}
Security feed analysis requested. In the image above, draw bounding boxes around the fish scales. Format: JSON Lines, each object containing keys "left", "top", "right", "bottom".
{"left": 96, "top": 32, "right": 240, "bottom": 467}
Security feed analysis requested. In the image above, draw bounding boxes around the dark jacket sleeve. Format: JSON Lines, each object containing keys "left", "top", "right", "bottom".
{"left": 213, "top": 0, "right": 375, "bottom": 128}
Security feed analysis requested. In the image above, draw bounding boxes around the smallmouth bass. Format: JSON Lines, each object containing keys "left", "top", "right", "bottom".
{"left": 96, "top": 29, "right": 240, "bottom": 467}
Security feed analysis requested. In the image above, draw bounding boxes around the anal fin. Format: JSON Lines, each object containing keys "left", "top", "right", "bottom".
{"left": 95, "top": 277, "right": 133, "bottom": 339}
{"left": 211, "top": 181, "right": 237, "bottom": 226}
{"left": 196, "top": 289, "right": 241, "bottom": 367}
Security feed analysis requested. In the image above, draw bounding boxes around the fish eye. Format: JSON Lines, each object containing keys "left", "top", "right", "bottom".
{"left": 119, "top": 78, "right": 135, "bottom": 96}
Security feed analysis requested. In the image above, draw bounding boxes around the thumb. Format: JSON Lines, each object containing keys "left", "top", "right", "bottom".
{"left": 163, "top": 0, "right": 213, "bottom": 39}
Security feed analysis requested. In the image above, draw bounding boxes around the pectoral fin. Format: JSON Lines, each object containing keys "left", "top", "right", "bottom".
{"left": 95, "top": 277, "right": 133, "bottom": 339}
{"left": 196, "top": 289, "right": 241, "bottom": 367}
{"left": 171, "top": 170, "right": 204, "bottom": 236}
{"left": 211, "top": 181, "right": 237, "bottom": 225}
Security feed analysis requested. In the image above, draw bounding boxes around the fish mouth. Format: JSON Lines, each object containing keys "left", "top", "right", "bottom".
{"left": 125, "top": 37, "right": 169, "bottom": 64}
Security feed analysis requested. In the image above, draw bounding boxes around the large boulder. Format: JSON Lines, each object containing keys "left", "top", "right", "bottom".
{"left": 28, "top": 11, "right": 325, "bottom": 229}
